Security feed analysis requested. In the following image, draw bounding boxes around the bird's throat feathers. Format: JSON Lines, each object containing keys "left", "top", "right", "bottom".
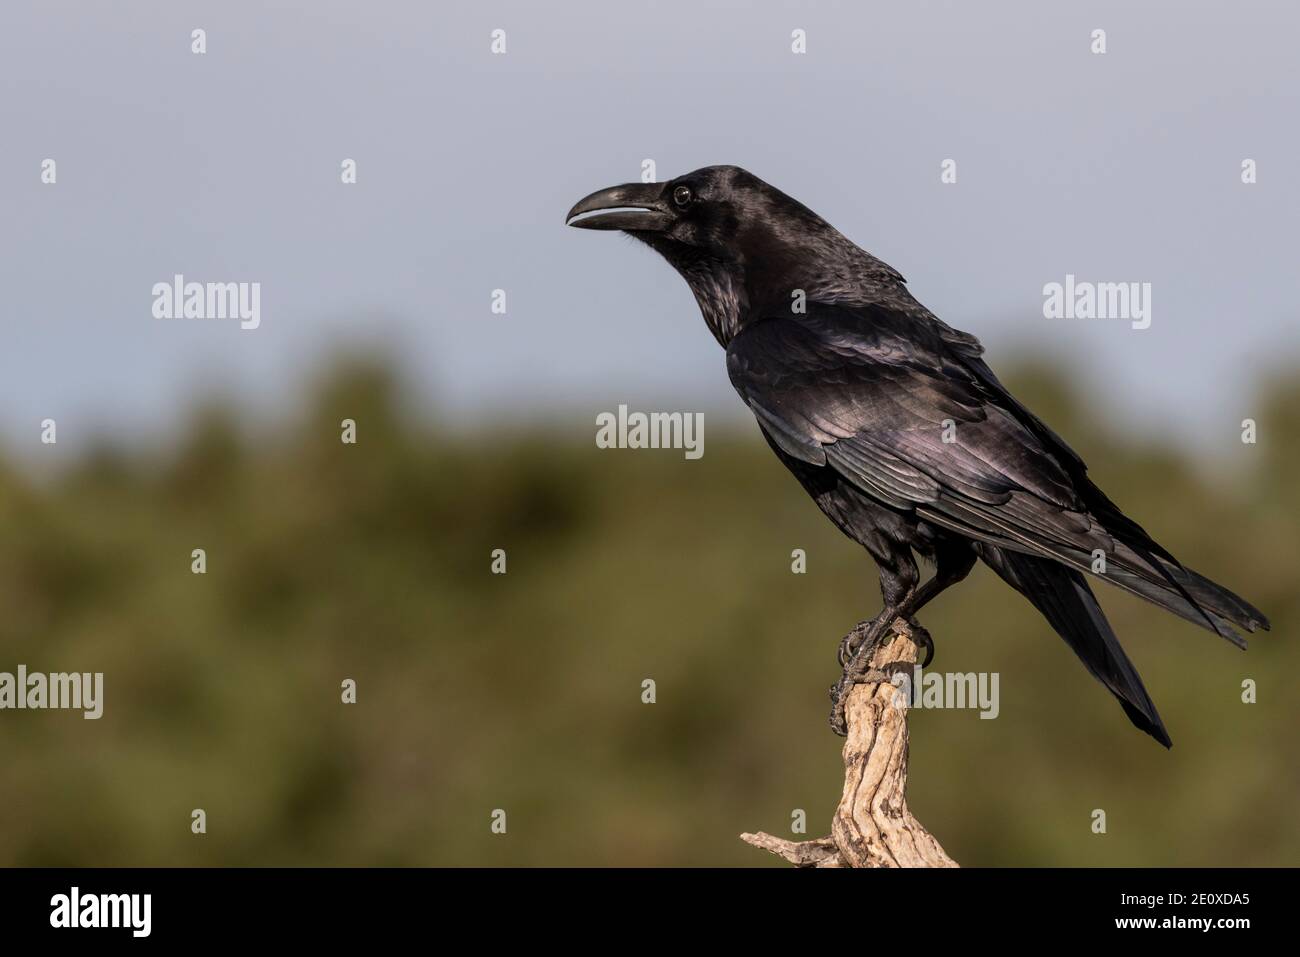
{"left": 682, "top": 260, "right": 749, "bottom": 348}
{"left": 632, "top": 236, "right": 748, "bottom": 347}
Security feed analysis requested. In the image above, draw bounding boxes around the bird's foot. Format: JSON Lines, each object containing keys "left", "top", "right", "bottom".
{"left": 837, "top": 614, "right": 934, "bottom": 667}
{"left": 828, "top": 615, "right": 903, "bottom": 735}
{"left": 828, "top": 616, "right": 933, "bottom": 735}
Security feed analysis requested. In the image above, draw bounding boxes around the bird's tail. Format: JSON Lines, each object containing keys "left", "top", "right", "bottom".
{"left": 979, "top": 544, "right": 1172, "bottom": 748}
{"left": 1099, "top": 553, "right": 1269, "bottom": 649}
{"left": 1084, "top": 485, "right": 1270, "bottom": 647}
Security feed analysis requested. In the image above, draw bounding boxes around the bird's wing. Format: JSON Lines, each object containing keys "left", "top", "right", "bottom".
{"left": 726, "top": 306, "right": 1087, "bottom": 537}
{"left": 724, "top": 306, "right": 1250, "bottom": 645}
{"left": 728, "top": 312, "right": 1164, "bottom": 574}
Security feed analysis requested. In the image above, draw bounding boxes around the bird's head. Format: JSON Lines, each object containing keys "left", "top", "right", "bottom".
{"left": 565, "top": 165, "right": 825, "bottom": 268}
{"left": 566, "top": 165, "right": 886, "bottom": 346}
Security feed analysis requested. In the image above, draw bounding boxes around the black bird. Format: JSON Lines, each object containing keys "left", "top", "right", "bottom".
{"left": 566, "top": 165, "right": 1268, "bottom": 746}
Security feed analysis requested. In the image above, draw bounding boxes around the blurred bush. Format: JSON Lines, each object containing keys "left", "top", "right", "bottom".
{"left": 0, "top": 357, "right": 1295, "bottom": 866}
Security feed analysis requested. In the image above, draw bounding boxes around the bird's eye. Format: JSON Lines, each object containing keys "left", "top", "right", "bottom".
{"left": 673, "top": 185, "right": 693, "bottom": 207}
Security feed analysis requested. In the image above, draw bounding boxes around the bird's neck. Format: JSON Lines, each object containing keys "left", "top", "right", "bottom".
{"left": 638, "top": 236, "right": 751, "bottom": 347}
{"left": 681, "top": 261, "right": 748, "bottom": 348}
{"left": 647, "top": 233, "right": 906, "bottom": 349}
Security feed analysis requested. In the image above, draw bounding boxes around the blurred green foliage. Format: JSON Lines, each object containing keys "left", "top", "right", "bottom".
{"left": 0, "top": 358, "right": 1295, "bottom": 866}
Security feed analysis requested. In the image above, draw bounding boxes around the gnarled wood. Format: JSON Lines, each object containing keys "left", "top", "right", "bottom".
{"left": 741, "top": 620, "right": 957, "bottom": 868}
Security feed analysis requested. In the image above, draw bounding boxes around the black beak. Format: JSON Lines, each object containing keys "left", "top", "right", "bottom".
{"left": 565, "top": 182, "right": 673, "bottom": 231}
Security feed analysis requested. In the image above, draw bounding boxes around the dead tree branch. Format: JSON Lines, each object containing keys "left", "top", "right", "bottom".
{"left": 741, "top": 619, "right": 957, "bottom": 868}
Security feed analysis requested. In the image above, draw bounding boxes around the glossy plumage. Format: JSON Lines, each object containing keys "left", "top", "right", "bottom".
{"left": 568, "top": 165, "right": 1269, "bottom": 746}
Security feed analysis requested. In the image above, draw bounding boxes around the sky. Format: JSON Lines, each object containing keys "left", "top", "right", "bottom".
{"left": 3, "top": 0, "right": 1297, "bottom": 462}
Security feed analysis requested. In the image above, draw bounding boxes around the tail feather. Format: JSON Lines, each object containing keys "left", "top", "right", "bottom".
{"left": 1156, "top": 561, "right": 1270, "bottom": 633}
{"left": 1101, "top": 560, "right": 1267, "bottom": 649}
{"left": 1086, "top": 482, "right": 1269, "bottom": 639}
{"left": 922, "top": 494, "right": 1265, "bottom": 649}
{"left": 1108, "top": 535, "right": 1235, "bottom": 644}
{"left": 980, "top": 544, "right": 1172, "bottom": 748}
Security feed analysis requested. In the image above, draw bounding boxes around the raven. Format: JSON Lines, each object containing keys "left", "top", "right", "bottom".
{"left": 566, "top": 165, "right": 1268, "bottom": 746}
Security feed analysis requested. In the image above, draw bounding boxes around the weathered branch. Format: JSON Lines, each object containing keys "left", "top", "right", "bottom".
{"left": 741, "top": 619, "right": 957, "bottom": 868}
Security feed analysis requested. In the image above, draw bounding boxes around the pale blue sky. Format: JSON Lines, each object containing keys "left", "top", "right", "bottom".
{"left": 3, "top": 0, "right": 1297, "bottom": 463}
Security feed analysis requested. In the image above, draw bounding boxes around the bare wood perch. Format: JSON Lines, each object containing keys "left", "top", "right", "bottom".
{"left": 741, "top": 619, "right": 957, "bottom": 868}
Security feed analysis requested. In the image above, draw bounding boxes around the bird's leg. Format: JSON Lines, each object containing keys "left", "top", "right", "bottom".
{"left": 828, "top": 546, "right": 976, "bottom": 735}
{"left": 835, "top": 546, "right": 972, "bottom": 673}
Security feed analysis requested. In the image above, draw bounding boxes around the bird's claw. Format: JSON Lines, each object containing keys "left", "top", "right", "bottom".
{"left": 828, "top": 667, "right": 893, "bottom": 736}
{"left": 836, "top": 617, "right": 878, "bottom": 668}
{"left": 840, "top": 616, "right": 934, "bottom": 669}
{"left": 909, "top": 620, "right": 935, "bottom": 669}
{"left": 829, "top": 616, "right": 933, "bottom": 735}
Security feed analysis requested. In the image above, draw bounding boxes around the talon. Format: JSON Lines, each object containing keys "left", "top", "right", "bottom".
{"left": 836, "top": 617, "right": 875, "bottom": 668}
{"left": 908, "top": 620, "right": 935, "bottom": 668}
